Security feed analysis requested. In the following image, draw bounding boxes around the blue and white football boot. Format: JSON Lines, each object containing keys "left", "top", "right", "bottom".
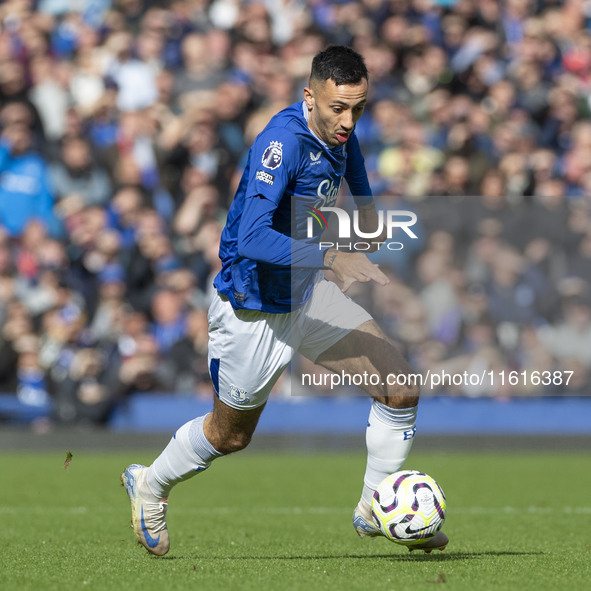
{"left": 353, "top": 505, "right": 382, "bottom": 538}
{"left": 353, "top": 503, "right": 448, "bottom": 553}
{"left": 121, "top": 464, "right": 170, "bottom": 556}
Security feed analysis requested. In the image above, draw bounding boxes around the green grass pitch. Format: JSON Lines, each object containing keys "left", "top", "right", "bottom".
{"left": 1, "top": 448, "right": 590, "bottom": 591}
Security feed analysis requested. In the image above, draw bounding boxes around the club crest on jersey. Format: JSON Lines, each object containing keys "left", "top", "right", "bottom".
{"left": 310, "top": 150, "right": 322, "bottom": 165}
{"left": 262, "top": 141, "right": 283, "bottom": 170}
{"left": 229, "top": 384, "right": 248, "bottom": 403}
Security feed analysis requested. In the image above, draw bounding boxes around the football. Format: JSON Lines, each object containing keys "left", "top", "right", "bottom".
{"left": 371, "top": 470, "right": 447, "bottom": 546}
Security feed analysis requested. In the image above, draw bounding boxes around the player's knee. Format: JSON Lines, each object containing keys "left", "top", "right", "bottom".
{"left": 379, "top": 380, "right": 420, "bottom": 408}
{"left": 402, "top": 381, "right": 420, "bottom": 401}
{"left": 215, "top": 432, "right": 253, "bottom": 455}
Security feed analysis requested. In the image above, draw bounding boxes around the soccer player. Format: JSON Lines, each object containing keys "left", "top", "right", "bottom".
{"left": 121, "top": 45, "right": 448, "bottom": 556}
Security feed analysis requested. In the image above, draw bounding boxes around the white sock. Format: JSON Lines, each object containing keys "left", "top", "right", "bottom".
{"left": 145, "top": 415, "right": 223, "bottom": 498}
{"left": 360, "top": 400, "right": 418, "bottom": 512}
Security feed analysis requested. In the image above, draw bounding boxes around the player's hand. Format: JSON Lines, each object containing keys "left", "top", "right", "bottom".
{"left": 324, "top": 249, "right": 389, "bottom": 293}
{"left": 356, "top": 203, "right": 387, "bottom": 253}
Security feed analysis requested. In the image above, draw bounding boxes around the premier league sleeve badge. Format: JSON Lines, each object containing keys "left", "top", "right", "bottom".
{"left": 261, "top": 140, "right": 283, "bottom": 170}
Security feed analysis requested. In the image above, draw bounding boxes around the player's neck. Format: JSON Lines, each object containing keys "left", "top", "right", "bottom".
{"left": 302, "top": 101, "right": 332, "bottom": 150}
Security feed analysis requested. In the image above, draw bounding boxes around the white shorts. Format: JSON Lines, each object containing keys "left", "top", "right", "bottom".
{"left": 207, "top": 276, "right": 372, "bottom": 410}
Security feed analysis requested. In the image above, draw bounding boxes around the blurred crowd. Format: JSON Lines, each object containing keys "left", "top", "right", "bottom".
{"left": 1, "top": 0, "right": 591, "bottom": 427}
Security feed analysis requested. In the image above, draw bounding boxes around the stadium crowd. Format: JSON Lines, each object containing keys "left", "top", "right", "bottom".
{"left": 1, "top": 0, "right": 591, "bottom": 426}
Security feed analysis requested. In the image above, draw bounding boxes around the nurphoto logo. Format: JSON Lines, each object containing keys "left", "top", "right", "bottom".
{"left": 306, "top": 206, "right": 418, "bottom": 251}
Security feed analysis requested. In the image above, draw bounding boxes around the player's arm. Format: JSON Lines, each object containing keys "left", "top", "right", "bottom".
{"left": 237, "top": 129, "right": 324, "bottom": 268}
{"left": 238, "top": 195, "right": 323, "bottom": 267}
{"left": 239, "top": 199, "right": 389, "bottom": 291}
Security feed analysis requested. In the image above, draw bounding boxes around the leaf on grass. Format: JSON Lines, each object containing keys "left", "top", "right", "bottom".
{"left": 425, "top": 572, "right": 446, "bottom": 584}
{"left": 64, "top": 451, "right": 73, "bottom": 469}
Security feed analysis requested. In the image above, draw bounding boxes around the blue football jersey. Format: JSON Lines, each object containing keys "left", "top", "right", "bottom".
{"left": 213, "top": 101, "right": 373, "bottom": 312}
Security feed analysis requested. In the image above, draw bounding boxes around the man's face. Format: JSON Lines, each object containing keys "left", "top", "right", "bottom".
{"left": 4, "top": 123, "right": 32, "bottom": 155}
{"left": 63, "top": 139, "right": 91, "bottom": 170}
{"left": 304, "top": 78, "right": 368, "bottom": 147}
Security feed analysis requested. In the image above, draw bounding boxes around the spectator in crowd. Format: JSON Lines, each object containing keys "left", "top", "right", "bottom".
{"left": 160, "top": 307, "right": 211, "bottom": 396}
{"left": 89, "top": 263, "right": 127, "bottom": 342}
{"left": 50, "top": 135, "right": 112, "bottom": 206}
{"left": 538, "top": 287, "right": 591, "bottom": 367}
{"left": 49, "top": 346, "right": 120, "bottom": 426}
{"left": 115, "top": 332, "right": 168, "bottom": 396}
{"left": 3, "top": 0, "right": 591, "bottom": 430}
{"left": 149, "top": 288, "right": 188, "bottom": 354}
{"left": 0, "top": 104, "right": 60, "bottom": 238}
{"left": 0, "top": 299, "right": 34, "bottom": 393}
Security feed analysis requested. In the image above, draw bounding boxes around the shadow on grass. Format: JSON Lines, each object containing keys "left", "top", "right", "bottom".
{"left": 167, "top": 551, "right": 545, "bottom": 562}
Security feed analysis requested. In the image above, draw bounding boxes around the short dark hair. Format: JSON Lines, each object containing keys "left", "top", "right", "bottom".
{"left": 310, "top": 45, "right": 368, "bottom": 86}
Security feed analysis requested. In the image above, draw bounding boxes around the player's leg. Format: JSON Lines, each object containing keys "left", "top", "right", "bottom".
{"left": 297, "top": 279, "right": 419, "bottom": 515}
{"left": 315, "top": 319, "right": 419, "bottom": 515}
{"left": 315, "top": 318, "right": 419, "bottom": 406}
{"left": 122, "top": 292, "right": 292, "bottom": 556}
{"left": 203, "top": 395, "right": 266, "bottom": 454}
{"left": 145, "top": 396, "right": 267, "bottom": 500}
{"left": 296, "top": 279, "right": 443, "bottom": 549}
{"left": 314, "top": 318, "right": 447, "bottom": 550}
{"left": 120, "top": 400, "right": 266, "bottom": 556}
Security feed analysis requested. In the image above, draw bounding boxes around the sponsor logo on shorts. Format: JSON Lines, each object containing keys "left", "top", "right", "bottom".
{"left": 256, "top": 170, "right": 275, "bottom": 185}
{"left": 229, "top": 384, "right": 248, "bottom": 403}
